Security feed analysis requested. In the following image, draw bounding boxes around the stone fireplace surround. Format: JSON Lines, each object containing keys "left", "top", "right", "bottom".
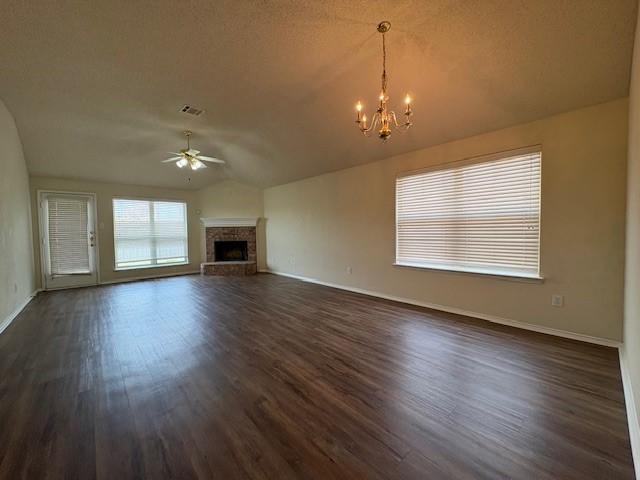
{"left": 200, "top": 218, "right": 259, "bottom": 276}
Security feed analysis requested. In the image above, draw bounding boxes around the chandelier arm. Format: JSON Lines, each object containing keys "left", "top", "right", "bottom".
{"left": 358, "top": 117, "right": 367, "bottom": 133}
{"left": 372, "top": 113, "right": 380, "bottom": 132}
{"left": 359, "top": 114, "right": 371, "bottom": 133}
{"left": 361, "top": 112, "right": 377, "bottom": 134}
{"left": 390, "top": 111, "right": 400, "bottom": 127}
{"left": 391, "top": 111, "right": 412, "bottom": 131}
{"left": 363, "top": 112, "right": 381, "bottom": 134}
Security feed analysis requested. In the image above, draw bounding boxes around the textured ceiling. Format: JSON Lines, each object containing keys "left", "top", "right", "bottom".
{"left": 0, "top": 0, "right": 637, "bottom": 190}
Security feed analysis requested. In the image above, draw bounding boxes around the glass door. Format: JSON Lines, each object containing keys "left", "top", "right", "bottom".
{"left": 39, "top": 192, "right": 98, "bottom": 290}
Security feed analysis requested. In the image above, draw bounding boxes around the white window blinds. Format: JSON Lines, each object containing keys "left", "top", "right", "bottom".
{"left": 113, "top": 199, "right": 188, "bottom": 269}
{"left": 47, "top": 195, "right": 91, "bottom": 275}
{"left": 396, "top": 149, "right": 541, "bottom": 278}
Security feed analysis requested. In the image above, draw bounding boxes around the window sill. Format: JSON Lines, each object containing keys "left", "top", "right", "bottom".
{"left": 115, "top": 261, "right": 189, "bottom": 272}
{"left": 393, "top": 262, "right": 544, "bottom": 283}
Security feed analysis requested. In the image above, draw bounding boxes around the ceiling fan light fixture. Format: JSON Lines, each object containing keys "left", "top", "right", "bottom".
{"left": 191, "top": 159, "right": 204, "bottom": 170}
{"left": 162, "top": 131, "right": 225, "bottom": 171}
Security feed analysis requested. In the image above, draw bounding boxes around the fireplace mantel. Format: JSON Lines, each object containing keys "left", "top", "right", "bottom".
{"left": 200, "top": 217, "right": 259, "bottom": 228}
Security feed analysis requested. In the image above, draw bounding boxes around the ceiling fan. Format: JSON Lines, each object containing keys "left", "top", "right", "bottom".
{"left": 162, "top": 131, "right": 225, "bottom": 170}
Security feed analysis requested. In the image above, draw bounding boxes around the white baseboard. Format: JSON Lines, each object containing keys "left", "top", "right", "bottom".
{"left": 99, "top": 270, "right": 200, "bottom": 286}
{"left": 42, "top": 271, "right": 200, "bottom": 291}
{"left": 265, "top": 269, "right": 620, "bottom": 348}
{"left": 0, "top": 289, "right": 40, "bottom": 335}
{"left": 620, "top": 348, "right": 640, "bottom": 478}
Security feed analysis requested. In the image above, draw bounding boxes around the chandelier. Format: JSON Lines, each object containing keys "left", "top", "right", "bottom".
{"left": 354, "top": 21, "right": 413, "bottom": 140}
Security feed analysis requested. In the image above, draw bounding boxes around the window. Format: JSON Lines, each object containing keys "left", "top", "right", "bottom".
{"left": 113, "top": 198, "right": 188, "bottom": 270}
{"left": 395, "top": 148, "right": 541, "bottom": 278}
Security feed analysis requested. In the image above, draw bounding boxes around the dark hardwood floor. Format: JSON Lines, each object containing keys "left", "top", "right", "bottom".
{"left": 0, "top": 273, "right": 634, "bottom": 479}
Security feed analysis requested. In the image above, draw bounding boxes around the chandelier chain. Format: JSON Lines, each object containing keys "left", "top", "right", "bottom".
{"left": 381, "top": 32, "right": 387, "bottom": 93}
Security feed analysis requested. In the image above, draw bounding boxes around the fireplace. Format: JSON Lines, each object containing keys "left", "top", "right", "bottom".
{"left": 214, "top": 240, "right": 248, "bottom": 262}
{"left": 200, "top": 217, "right": 259, "bottom": 276}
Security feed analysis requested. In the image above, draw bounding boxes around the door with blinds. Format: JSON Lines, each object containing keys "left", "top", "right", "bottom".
{"left": 39, "top": 192, "right": 98, "bottom": 289}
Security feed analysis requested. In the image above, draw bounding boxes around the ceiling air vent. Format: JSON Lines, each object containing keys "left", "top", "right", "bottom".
{"left": 180, "top": 105, "right": 204, "bottom": 116}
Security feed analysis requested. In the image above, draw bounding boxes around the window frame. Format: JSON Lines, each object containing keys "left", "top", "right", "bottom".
{"left": 394, "top": 145, "right": 543, "bottom": 281}
{"left": 112, "top": 196, "right": 189, "bottom": 271}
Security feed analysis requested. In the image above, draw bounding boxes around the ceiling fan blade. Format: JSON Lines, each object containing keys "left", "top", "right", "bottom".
{"left": 161, "top": 156, "right": 183, "bottom": 162}
{"left": 197, "top": 155, "right": 226, "bottom": 164}
{"left": 168, "top": 152, "right": 184, "bottom": 156}
{"left": 187, "top": 149, "right": 200, "bottom": 156}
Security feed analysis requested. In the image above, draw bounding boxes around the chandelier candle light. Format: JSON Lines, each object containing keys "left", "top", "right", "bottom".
{"left": 355, "top": 21, "right": 413, "bottom": 140}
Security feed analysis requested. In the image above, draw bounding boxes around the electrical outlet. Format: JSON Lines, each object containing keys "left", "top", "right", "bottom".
{"left": 551, "top": 295, "right": 564, "bottom": 307}
{"left": 346, "top": 266, "right": 352, "bottom": 274}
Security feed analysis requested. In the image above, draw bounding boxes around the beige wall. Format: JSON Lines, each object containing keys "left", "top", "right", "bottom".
{"left": 196, "top": 180, "right": 264, "bottom": 219}
{"left": 29, "top": 177, "right": 201, "bottom": 287}
{"left": 0, "top": 100, "right": 35, "bottom": 327}
{"left": 196, "top": 179, "right": 266, "bottom": 270}
{"left": 265, "top": 99, "right": 628, "bottom": 341}
{"left": 622, "top": 5, "right": 640, "bottom": 471}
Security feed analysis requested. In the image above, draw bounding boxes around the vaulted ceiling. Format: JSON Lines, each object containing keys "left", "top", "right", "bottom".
{"left": 1, "top": 0, "right": 637, "bottom": 189}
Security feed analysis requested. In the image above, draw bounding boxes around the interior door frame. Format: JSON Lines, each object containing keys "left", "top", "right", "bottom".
{"left": 37, "top": 189, "right": 101, "bottom": 290}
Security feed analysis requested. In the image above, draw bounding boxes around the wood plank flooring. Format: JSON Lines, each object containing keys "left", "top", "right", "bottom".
{"left": 0, "top": 273, "right": 634, "bottom": 479}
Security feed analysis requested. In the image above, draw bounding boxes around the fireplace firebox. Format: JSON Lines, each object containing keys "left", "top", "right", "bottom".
{"left": 214, "top": 240, "right": 248, "bottom": 262}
